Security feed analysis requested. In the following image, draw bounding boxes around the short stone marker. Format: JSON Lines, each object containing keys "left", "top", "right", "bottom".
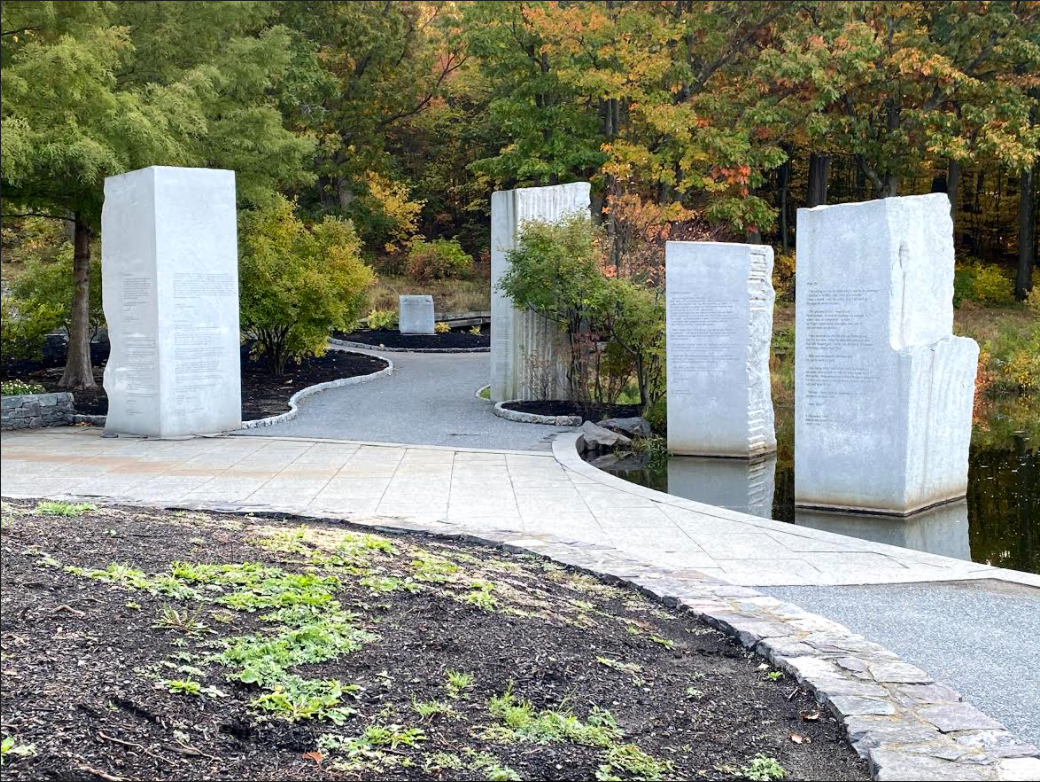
{"left": 665, "top": 241, "right": 776, "bottom": 457}
{"left": 490, "top": 182, "right": 591, "bottom": 402}
{"left": 795, "top": 193, "right": 978, "bottom": 514}
{"left": 102, "top": 166, "right": 241, "bottom": 437}
{"left": 398, "top": 294, "right": 435, "bottom": 335}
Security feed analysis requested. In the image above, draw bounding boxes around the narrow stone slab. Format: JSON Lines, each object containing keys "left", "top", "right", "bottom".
{"left": 398, "top": 295, "right": 435, "bottom": 335}
{"left": 102, "top": 166, "right": 241, "bottom": 437}
{"left": 490, "top": 183, "right": 590, "bottom": 402}
{"left": 666, "top": 242, "right": 776, "bottom": 457}
{"left": 795, "top": 194, "right": 978, "bottom": 513}
{"left": 920, "top": 703, "right": 1005, "bottom": 733}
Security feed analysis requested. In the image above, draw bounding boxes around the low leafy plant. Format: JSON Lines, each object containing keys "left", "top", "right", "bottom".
{"left": 742, "top": 754, "right": 787, "bottom": 781}
{"left": 597, "top": 742, "right": 672, "bottom": 781}
{"left": 154, "top": 606, "right": 211, "bottom": 635}
{"left": 159, "top": 678, "right": 225, "bottom": 698}
{"left": 0, "top": 380, "right": 46, "bottom": 396}
{"left": 367, "top": 308, "right": 398, "bottom": 330}
{"left": 0, "top": 735, "right": 35, "bottom": 766}
{"left": 445, "top": 669, "right": 474, "bottom": 698}
{"left": 468, "top": 325, "right": 483, "bottom": 336}
{"left": 412, "top": 698, "right": 457, "bottom": 720}
{"left": 434, "top": 320, "right": 452, "bottom": 334}
{"left": 35, "top": 501, "right": 96, "bottom": 517}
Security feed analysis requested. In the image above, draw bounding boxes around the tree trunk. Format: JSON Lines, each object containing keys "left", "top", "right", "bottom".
{"left": 947, "top": 159, "right": 960, "bottom": 222}
{"left": 59, "top": 215, "right": 96, "bottom": 390}
{"left": 1016, "top": 161, "right": 1036, "bottom": 300}
{"left": 778, "top": 153, "right": 791, "bottom": 252}
{"left": 806, "top": 153, "right": 830, "bottom": 207}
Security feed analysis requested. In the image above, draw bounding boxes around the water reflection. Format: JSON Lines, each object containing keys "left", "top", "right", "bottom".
{"left": 666, "top": 456, "right": 776, "bottom": 519}
{"left": 794, "top": 501, "right": 971, "bottom": 561}
{"left": 587, "top": 434, "right": 1038, "bottom": 574}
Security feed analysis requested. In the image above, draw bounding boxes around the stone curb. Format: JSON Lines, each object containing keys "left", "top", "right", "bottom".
{"left": 240, "top": 349, "right": 394, "bottom": 430}
{"left": 9, "top": 488, "right": 1035, "bottom": 781}
{"left": 474, "top": 385, "right": 491, "bottom": 401}
{"left": 492, "top": 400, "right": 583, "bottom": 427}
{"left": 329, "top": 337, "right": 489, "bottom": 354}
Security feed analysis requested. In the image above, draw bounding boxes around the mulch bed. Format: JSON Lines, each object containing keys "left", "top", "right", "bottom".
{"left": 335, "top": 325, "right": 489, "bottom": 350}
{"left": 0, "top": 500, "right": 869, "bottom": 781}
{"left": 503, "top": 400, "right": 643, "bottom": 423}
{"left": 0, "top": 337, "right": 388, "bottom": 421}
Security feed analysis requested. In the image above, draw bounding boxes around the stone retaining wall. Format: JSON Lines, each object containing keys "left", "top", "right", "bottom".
{"left": 1, "top": 392, "right": 75, "bottom": 430}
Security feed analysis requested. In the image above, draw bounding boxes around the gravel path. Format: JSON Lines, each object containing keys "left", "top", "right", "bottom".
{"left": 237, "top": 349, "right": 575, "bottom": 450}
{"left": 767, "top": 579, "right": 1040, "bottom": 749}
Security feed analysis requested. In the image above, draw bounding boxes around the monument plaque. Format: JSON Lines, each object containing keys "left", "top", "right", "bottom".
{"left": 795, "top": 194, "right": 978, "bottom": 514}
{"left": 666, "top": 242, "right": 776, "bottom": 457}
{"left": 399, "top": 295, "right": 435, "bottom": 335}
{"left": 490, "top": 182, "right": 591, "bottom": 402}
{"left": 102, "top": 166, "right": 241, "bottom": 437}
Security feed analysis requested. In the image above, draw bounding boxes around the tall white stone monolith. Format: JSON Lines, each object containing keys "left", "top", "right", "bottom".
{"left": 490, "top": 183, "right": 591, "bottom": 402}
{"left": 666, "top": 242, "right": 776, "bottom": 457}
{"left": 795, "top": 193, "right": 978, "bottom": 514}
{"left": 102, "top": 166, "right": 241, "bottom": 437}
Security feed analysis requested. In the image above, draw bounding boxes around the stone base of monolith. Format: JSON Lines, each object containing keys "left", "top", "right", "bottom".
{"left": 490, "top": 183, "right": 591, "bottom": 402}
{"left": 794, "top": 194, "right": 978, "bottom": 514}
{"left": 666, "top": 242, "right": 776, "bottom": 458}
{"left": 102, "top": 166, "right": 241, "bottom": 438}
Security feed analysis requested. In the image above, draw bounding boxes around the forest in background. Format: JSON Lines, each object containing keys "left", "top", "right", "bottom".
{"left": 1, "top": 1, "right": 1037, "bottom": 392}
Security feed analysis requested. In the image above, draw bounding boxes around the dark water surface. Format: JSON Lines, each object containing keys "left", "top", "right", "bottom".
{"left": 587, "top": 434, "right": 1039, "bottom": 575}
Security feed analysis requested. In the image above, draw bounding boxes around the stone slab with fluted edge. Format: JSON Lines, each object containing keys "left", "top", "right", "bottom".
{"left": 398, "top": 294, "right": 435, "bottom": 335}
{"left": 666, "top": 241, "right": 776, "bottom": 457}
{"left": 490, "top": 182, "right": 591, "bottom": 402}
{"left": 102, "top": 166, "right": 241, "bottom": 438}
{"left": 795, "top": 194, "right": 978, "bottom": 514}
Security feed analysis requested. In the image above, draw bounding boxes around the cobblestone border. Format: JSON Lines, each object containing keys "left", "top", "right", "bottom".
{"left": 492, "top": 400, "right": 583, "bottom": 427}
{"left": 475, "top": 384, "right": 491, "bottom": 401}
{"left": 240, "top": 349, "right": 394, "bottom": 429}
{"left": 329, "top": 337, "right": 489, "bottom": 354}
{"left": 18, "top": 486, "right": 1037, "bottom": 781}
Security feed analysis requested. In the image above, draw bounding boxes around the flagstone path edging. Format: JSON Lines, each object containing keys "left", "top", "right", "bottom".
{"left": 492, "top": 399, "right": 584, "bottom": 427}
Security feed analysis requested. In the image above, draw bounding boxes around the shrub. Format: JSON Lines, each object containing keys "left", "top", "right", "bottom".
{"left": 406, "top": 238, "right": 472, "bottom": 282}
{"left": 954, "top": 262, "right": 1015, "bottom": 307}
{"left": 1, "top": 244, "right": 104, "bottom": 360}
{"left": 434, "top": 321, "right": 451, "bottom": 334}
{"left": 367, "top": 309, "right": 398, "bottom": 330}
{"left": 239, "top": 196, "right": 375, "bottom": 375}
{"left": 772, "top": 251, "right": 796, "bottom": 299}
{"left": 604, "top": 279, "right": 666, "bottom": 407}
{"left": 500, "top": 215, "right": 613, "bottom": 403}
{"left": 349, "top": 172, "right": 424, "bottom": 254}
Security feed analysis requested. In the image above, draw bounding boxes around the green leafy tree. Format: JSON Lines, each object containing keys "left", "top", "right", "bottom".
{"left": 1, "top": 1, "right": 314, "bottom": 388}
{"left": 239, "top": 196, "right": 374, "bottom": 375}
{"left": 2, "top": 244, "right": 104, "bottom": 360}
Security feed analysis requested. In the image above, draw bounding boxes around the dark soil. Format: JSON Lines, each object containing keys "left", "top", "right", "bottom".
{"left": 335, "top": 324, "right": 489, "bottom": 350}
{"left": 0, "top": 500, "right": 868, "bottom": 782}
{"left": 0, "top": 336, "right": 388, "bottom": 420}
{"left": 504, "top": 400, "right": 643, "bottom": 423}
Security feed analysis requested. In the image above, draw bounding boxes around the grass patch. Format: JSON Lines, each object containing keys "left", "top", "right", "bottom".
{"left": 35, "top": 501, "right": 97, "bottom": 517}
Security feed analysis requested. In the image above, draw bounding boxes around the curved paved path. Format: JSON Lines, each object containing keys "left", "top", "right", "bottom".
{"left": 238, "top": 349, "right": 575, "bottom": 451}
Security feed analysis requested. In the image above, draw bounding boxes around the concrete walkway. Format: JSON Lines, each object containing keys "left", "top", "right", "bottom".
{"left": 238, "top": 349, "right": 575, "bottom": 451}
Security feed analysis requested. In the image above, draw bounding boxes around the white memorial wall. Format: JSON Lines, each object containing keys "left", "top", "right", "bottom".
{"left": 102, "top": 166, "right": 241, "bottom": 437}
